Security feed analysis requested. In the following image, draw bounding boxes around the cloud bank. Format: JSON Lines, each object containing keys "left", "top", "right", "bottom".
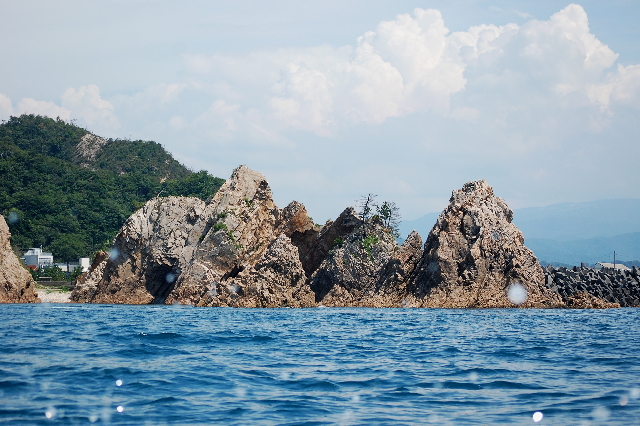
{"left": 2, "top": 4, "right": 639, "bottom": 220}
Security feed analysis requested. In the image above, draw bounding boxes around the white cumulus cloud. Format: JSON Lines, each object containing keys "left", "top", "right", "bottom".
{"left": 0, "top": 94, "right": 13, "bottom": 121}
{"left": 269, "top": 8, "right": 468, "bottom": 132}
{"left": 61, "top": 84, "right": 119, "bottom": 130}
{"left": 258, "top": 4, "right": 632, "bottom": 134}
{"left": 16, "top": 98, "right": 71, "bottom": 121}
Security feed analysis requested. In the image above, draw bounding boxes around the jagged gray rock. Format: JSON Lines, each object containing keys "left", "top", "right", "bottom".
{"left": 307, "top": 217, "right": 422, "bottom": 307}
{"left": 209, "top": 233, "right": 316, "bottom": 308}
{"left": 0, "top": 215, "right": 40, "bottom": 303}
{"left": 75, "top": 170, "right": 615, "bottom": 309}
{"left": 72, "top": 196, "right": 207, "bottom": 304}
{"left": 74, "top": 133, "right": 109, "bottom": 167}
{"left": 309, "top": 218, "right": 400, "bottom": 306}
{"left": 409, "top": 180, "right": 562, "bottom": 308}
{"left": 72, "top": 165, "right": 318, "bottom": 306}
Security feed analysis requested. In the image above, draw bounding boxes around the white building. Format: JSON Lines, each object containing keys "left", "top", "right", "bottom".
{"left": 595, "top": 262, "right": 631, "bottom": 271}
{"left": 54, "top": 258, "right": 91, "bottom": 273}
{"left": 22, "top": 247, "right": 54, "bottom": 268}
{"left": 22, "top": 248, "right": 90, "bottom": 272}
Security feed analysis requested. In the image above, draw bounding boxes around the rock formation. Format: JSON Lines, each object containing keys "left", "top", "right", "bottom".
{"left": 565, "top": 291, "right": 620, "bottom": 309}
{"left": 308, "top": 219, "right": 422, "bottom": 307}
{"left": 74, "top": 133, "right": 109, "bottom": 167}
{"left": 0, "top": 215, "right": 40, "bottom": 303}
{"left": 72, "top": 166, "right": 322, "bottom": 307}
{"left": 409, "top": 180, "right": 562, "bottom": 308}
{"left": 78, "top": 168, "right": 628, "bottom": 308}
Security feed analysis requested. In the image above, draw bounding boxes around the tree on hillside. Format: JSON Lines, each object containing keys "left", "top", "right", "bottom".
{"left": 48, "top": 234, "right": 88, "bottom": 263}
{"left": 0, "top": 114, "right": 227, "bottom": 261}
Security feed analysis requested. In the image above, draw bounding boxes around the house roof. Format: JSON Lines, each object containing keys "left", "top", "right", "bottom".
{"left": 595, "top": 262, "right": 631, "bottom": 271}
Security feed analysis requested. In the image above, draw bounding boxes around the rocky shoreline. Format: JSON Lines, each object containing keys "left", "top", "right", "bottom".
{"left": 2, "top": 165, "right": 638, "bottom": 308}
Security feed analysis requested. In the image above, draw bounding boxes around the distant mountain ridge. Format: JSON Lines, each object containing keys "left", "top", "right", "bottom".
{"left": 513, "top": 199, "right": 640, "bottom": 241}
{"left": 400, "top": 198, "right": 640, "bottom": 265}
{"left": 0, "top": 114, "right": 225, "bottom": 261}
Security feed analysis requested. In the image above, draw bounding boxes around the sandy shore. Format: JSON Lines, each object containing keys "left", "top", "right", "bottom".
{"left": 37, "top": 289, "right": 72, "bottom": 303}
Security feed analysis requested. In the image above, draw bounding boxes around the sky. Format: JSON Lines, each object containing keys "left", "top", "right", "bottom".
{"left": 1, "top": 1, "right": 639, "bottom": 222}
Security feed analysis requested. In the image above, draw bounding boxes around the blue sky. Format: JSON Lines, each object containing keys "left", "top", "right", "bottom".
{"left": 1, "top": 1, "right": 639, "bottom": 222}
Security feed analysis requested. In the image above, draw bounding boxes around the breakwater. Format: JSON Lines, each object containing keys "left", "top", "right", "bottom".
{"left": 545, "top": 266, "right": 640, "bottom": 307}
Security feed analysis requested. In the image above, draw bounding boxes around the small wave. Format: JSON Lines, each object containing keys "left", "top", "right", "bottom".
{"left": 484, "top": 380, "right": 547, "bottom": 390}
{"left": 289, "top": 378, "right": 340, "bottom": 391}
{"left": 135, "top": 332, "right": 182, "bottom": 340}
{"left": 0, "top": 379, "right": 30, "bottom": 389}
{"left": 147, "top": 396, "right": 183, "bottom": 405}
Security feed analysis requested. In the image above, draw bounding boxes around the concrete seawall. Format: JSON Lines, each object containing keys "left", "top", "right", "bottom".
{"left": 545, "top": 266, "right": 640, "bottom": 307}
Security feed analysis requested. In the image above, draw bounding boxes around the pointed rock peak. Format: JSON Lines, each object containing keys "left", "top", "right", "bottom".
{"left": 335, "top": 207, "right": 361, "bottom": 226}
{"left": 209, "top": 165, "right": 273, "bottom": 210}
{"left": 281, "top": 201, "right": 315, "bottom": 236}
{"left": 451, "top": 179, "right": 493, "bottom": 204}
{"left": 461, "top": 179, "right": 491, "bottom": 193}
{"left": 448, "top": 179, "right": 512, "bottom": 223}
{"left": 402, "top": 230, "right": 423, "bottom": 249}
{"left": 410, "top": 179, "right": 560, "bottom": 307}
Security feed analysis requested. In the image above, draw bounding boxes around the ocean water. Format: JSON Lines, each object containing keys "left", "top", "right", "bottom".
{"left": 1, "top": 305, "right": 639, "bottom": 425}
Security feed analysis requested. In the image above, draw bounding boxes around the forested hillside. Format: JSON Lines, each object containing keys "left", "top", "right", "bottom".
{"left": 0, "top": 115, "right": 224, "bottom": 261}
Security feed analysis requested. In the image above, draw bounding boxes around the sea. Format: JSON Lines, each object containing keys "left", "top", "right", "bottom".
{"left": 1, "top": 305, "right": 639, "bottom": 425}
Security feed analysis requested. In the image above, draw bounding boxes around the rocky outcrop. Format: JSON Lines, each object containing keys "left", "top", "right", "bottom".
{"left": 210, "top": 234, "right": 316, "bottom": 308}
{"left": 0, "top": 215, "right": 40, "bottom": 303}
{"left": 545, "top": 265, "right": 639, "bottom": 307}
{"left": 565, "top": 291, "right": 620, "bottom": 309}
{"left": 72, "top": 166, "right": 323, "bottom": 307}
{"left": 308, "top": 218, "right": 404, "bottom": 307}
{"left": 74, "top": 133, "right": 109, "bottom": 167}
{"left": 72, "top": 196, "right": 208, "bottom": 304}
{"left": 408, "top": 180, "right": 562, "bottom": 308}
{"left": 291, "top": 207, "right": 361, "bottom": 277}
{"left": 77, "top": 169, "right": 614, "bottom": 308}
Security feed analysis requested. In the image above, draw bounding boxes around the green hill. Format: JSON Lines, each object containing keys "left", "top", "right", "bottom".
{"left": 0, "top": 114, "right": 224, "bottom": 261}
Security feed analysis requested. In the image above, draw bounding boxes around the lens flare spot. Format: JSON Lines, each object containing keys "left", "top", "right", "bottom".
{"left": 592, "top": 406, "right": 609, "bottom": 421}
{"left": 116, "top": 379, "right": 123, "bottom": 387}
{"left": 116, "top": 406, "right": 124, "bottom": 413}
{"left": 532, "top": 411, "right": 543, "bottom": 422}
{"left": 45, "top": 406, "right": 56, "bottom": 419}
{"left": 620, "top": 395, "right": 628, "bottom": 406}
{"left": 165, "top": 272, "right": 176, "bottom": 283}
{"left": 8, "top": 211, "right": 19, "bottom": 224}
{"left": 507, "top": 283, "right": 528, "bottom": 305}
{"left": 468, "top": 372, "right": 479, "bottom": 382}
{"left": 109, "top": 248, "right": 120, "bottom": 261}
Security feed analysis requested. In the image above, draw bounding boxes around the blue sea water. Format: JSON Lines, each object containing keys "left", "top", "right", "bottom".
{"left": 1, "top": 305, "right": 639, "bottom": 425}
